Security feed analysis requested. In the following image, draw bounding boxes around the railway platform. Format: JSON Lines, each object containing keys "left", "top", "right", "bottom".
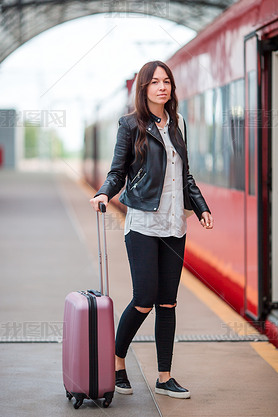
{"left": 0, "top": 168, "right": 278, "bottom": 417}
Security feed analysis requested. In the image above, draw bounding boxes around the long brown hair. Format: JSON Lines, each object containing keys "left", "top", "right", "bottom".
{"left": 133, "top": 61, "right": 179, "bottom": 162}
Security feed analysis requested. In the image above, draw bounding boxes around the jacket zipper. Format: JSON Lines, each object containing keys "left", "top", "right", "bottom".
{"left": 129, "top": 129, "right": 165, "bottom": 190}
{"left": 130, "top": 172, "right": 146, "bottom": 190}
{"left": 130, "top": 168, "right": 143, "bottom": 184}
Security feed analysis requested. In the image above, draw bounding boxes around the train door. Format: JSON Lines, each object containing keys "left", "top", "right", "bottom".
{"left": 245, "top": 30, "right": 278, "bottom": 321}
{"left": 244, "top": 34, "right": 260, "bottom": 319}
{"left": 271, "top": 48, "right": 278, "bottom": 310}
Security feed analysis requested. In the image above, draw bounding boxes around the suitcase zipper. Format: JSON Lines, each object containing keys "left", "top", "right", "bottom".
{"left": 80, "top": 291, "right": 98, "bottom": 399}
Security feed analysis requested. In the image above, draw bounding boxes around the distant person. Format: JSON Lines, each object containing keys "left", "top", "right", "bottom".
{"left": 91, "top": 60, "right": 213, "bottom": 399}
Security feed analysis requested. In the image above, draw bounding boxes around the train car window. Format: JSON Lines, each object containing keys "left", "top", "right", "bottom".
{"left": 229, "top": 78, "right": 245, "bottom": 191}
{"left": 248, "top": 70, "right": 256, "bottom": 196}
{"left": 180, "top": 80, "right": 244, "bottom": 191}
{"left": 203, "top": 89, "right": 214, "bottom": 182}
{"left": 214, "top": 86, "right": 229, "bottom": 188}
{"left": 84, "top": 125, "right": 94, "bottom": 159}
{"left": 179, "top": 100, "right": 188, "bottom": 122}
{"left": 186, "top": 95, "right": 201, "bottom": 175}
{"left": 197, "top": 93, "right": 208, "bottom": 182}
{"left": 183, "top": 92, "right": 214, "bottom": 184}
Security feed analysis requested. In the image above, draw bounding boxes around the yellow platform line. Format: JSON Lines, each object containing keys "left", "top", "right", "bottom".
{"left": 250, "top": 343, "right": 278, "bottom": 373}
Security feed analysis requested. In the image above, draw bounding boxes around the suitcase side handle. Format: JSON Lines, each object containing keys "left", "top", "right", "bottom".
{"left": 96, "top": 203, "right": 109, "bottom": 296}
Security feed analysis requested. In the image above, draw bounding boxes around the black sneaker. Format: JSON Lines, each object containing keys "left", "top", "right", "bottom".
{"left": 115, "top": 369, "right": 133, "bottom": 395}
{"left": 155, "top": 378, "right": 190, "bottom": 399}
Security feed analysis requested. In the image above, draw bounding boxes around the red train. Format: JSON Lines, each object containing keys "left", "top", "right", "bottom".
{"left": 84, "top": 0, "right": 278, "bottom": 346}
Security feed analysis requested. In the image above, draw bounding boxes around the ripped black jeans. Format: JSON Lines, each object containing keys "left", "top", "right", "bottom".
{"left": 115, "top": 230, "right": 186, "bottom": 372}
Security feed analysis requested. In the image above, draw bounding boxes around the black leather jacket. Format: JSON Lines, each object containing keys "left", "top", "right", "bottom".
{"left": 95, "top": 113, "right": 210, "bottom": 220}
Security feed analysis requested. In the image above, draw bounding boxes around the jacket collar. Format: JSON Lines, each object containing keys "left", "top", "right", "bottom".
{"left": 146, "top": 120, "right": 163, "bottom": 144}
{"left": 149, "top": 110, "right": 171, "bottom": 126}
{"left": 149, "top": 112, "right": 161, "bottom": 123}
{"left": 146, "top": 111, "right": 172, "bottom": 144}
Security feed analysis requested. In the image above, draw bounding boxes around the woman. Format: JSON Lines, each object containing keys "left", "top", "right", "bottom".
{"left": 90, "top": 61, "right": 213, "bottom": 399}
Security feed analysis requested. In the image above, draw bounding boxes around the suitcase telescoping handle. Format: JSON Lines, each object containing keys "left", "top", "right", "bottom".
{"left": 96, "top": 202, "right": 109, "bottom": 296}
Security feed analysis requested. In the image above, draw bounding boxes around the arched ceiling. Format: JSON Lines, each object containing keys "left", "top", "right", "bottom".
{"left": 0, "top": 0, "right": 238, "bottom": 63}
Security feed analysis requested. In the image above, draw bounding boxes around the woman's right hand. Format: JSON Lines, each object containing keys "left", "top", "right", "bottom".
{"left": 90, "top": 194, "right": 109, "bottom": 212}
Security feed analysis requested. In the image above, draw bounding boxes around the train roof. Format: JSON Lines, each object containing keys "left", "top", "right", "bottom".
{"left": 167, "top": 0, "right": 278, "bottom": 68}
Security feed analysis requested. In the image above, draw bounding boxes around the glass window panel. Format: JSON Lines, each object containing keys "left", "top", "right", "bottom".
{"left": 214, "top": 87, "right": 229, "bottom": 187}
{"left": 179, "top": 80, "right": 244, "bottom": 191}
{"left": 186, "top": 95, "right": 200, "bottom": 174}
{"left": 229, "top": 79, "right": 245, "bottom": 190}
{"left": 248, "top": 70, "right": 256, "bottom": 196}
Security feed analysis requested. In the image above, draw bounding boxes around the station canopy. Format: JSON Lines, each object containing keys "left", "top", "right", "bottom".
{"left": 0, "top": 0, "right": 238, "bottom": 63}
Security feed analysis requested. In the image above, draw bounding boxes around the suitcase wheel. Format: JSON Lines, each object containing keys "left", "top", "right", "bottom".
{"left": 66, "top": 390, "right": 73, "bottom": 400}
{"left": 68, "top": 392, "right": 86, "bottom": 409}
{"left": 103, "top": 391, "right": 114, "bottom": 408}
{"left": 73, "top": 399, "right": 83, "bottom": 409}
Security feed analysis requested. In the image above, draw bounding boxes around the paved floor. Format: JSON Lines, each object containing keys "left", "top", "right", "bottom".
{"left": 1, "top": 170, "right": 278, "bottom": 417}
{"left": 0, "top": 344, "right": 158, "bottom": 417}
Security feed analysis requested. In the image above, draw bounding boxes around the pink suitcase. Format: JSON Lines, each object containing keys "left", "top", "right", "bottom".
{"left": 62, "top": 203, "right": 115, "bottom": 409}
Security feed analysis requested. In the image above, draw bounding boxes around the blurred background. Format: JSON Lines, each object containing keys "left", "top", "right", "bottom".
{"left": 0, "top": 12, "right": 195, "bottom": 172}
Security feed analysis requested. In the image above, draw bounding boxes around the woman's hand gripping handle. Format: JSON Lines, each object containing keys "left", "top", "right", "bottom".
{"left": 90, "top": 194, "right": 108, "bottom": 212}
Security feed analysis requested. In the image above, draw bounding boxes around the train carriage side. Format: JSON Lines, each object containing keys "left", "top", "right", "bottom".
{"left": 83, "top": 87, "right": 129, "bottom": 202}
{"left": 167, "top": 0, "right": 278, "bottom": 344}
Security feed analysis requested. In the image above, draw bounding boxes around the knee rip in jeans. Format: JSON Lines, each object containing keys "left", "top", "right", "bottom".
{"left": 158, "top": 303, "right": 176, "bottom": 308}
{"left": 135, "top": 306, "right": 153, "bottom": 314}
